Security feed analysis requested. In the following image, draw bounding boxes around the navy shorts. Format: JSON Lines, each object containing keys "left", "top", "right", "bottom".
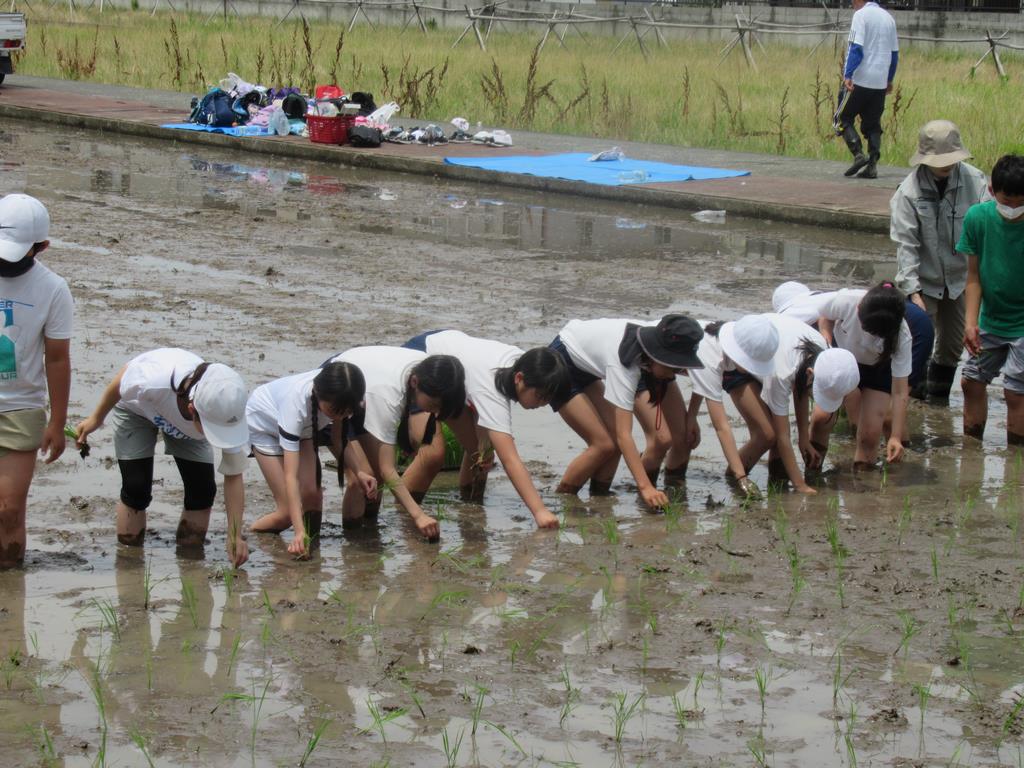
{"left": 403, "top": 329, "right": 446, "bottom": 352}
{"left": 549, "top": 335, "right": 600, "bottom": 411}
{"left": 722, "top": 369, "right": 756, "bottom": 394}
{"left": 316, "top": 409, "right": 367, "bottom": 449}
{"left": 858, "top": 301, "right": 934, "bottom": 394}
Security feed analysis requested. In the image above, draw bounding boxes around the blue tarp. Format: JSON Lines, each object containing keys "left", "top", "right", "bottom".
{"left": 443, "top": 152, "right": 749, "bottom": 186}
{"left": 161, "top": 123, "right": 274, "bottom": 137}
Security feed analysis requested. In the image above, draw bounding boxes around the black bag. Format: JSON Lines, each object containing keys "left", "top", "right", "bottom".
{"left": 282, "top": 93, "right": 307, "bottom": 120}
{"left": 349, "top": 125, "right": 382, "bottom": 148}
{"left": 188, "top": 88, "right": 236, "bottom": 127}
{"left": 348, "top": 91, "right": 378, "bottom": 116}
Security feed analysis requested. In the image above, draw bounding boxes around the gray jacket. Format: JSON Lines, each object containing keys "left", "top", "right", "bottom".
{"left": 891, "top": 162, "right": 987, "bottom": 300}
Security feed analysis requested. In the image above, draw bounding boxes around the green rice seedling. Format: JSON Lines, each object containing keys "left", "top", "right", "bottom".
{"left": 896, "top": 494, "right": 913, "bottom": 550}
{"left": 948, "top": 740, "right": 967, "bottom": 767}
{"left": 360, "top": 698, "right": 408, "bottom": 743}
{"left": 1002, "top": 693, "right": 1024, "bottom": 740}
{"left": 664, "top": 497, "right": 683, "bottom": 532}
{"left": 1, "top": 649, "right": 20, "bottom": 690}
{"left": 226, "top": 634, "right": 242, "bottom": 677}
{"left": 773, "top": 507, "right": 790, "bottom": 547}
{"left": 785, "top": 542, "right": 806, "bottom": 614}
{"left": 912, "top": 680, "right": 931, "bottom": 731}
{"left": 601, "top": 516, "right": 619, "bottom": 546}
{"left": 300, "top": 717, "right": 332, "bottom": 767}
{"left": 129, "top": 726, "right": 156, "bottom": 768}
{"left": 714, "top": 622, "right": 729, "bottom": 665}
{"left": 36, "top": 723, "right": 58, "bottom": 764}
{"left": 748, "top": 732, "right": 770, "bottom": 768}
{"left": 181, "top": 576, "right": 200, "bottom": 630}
{"left": 145, "top": 648, "right": 153, "bottom": 692}
{"left": 559, "top": 662, "right": 581, "bottom": 727}
{"left": 214, "top": 675, "right": 273, "bottom": 759}
{"left": 82, "top": 657, "right": 109, "bottom": 766}
{"left": 754, "top": 665, "right": 772, "bottom": 716}
{"left": 469, "top": 684, "right": 488, "bottom": 735}
{"left": 261, "top": 588, "right": 275, "bottom": 618}
{"left": 442, "top": 726, "right": 465, "bottom": 768}
{"left": 722, "top": 514, "right": 735, "bottom": 548}
{"left": 92, "top": 597, "right": 121, "bottom": 641}
{"left": 483, "top": 719, "right": 527, "bottom": 756}
{"left": 844, "top": 732, "right": 858, "bottom": 767}
{"left": 894, "top": 611, "right": 921, "bottom": 657}
{"left": 931, "top": 543, "right": 941, "bottom": 583}
{"left": 609, "top": 691, "right": 645, "bottom": 743}
{"left": 831, "top": 647, "right": 854, "bottom": 708}
{"left": 221, "top": 566, "right": 236, "bottom": 597}
{"left": 143, "top": 557, "right": 154, "bottom": 610}
{"left": 693, "top": 669, "right": 705, "bottom": 711}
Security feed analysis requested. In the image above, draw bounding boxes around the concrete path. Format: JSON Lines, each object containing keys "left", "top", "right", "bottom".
{"left": 0, "top": 74, "right": 905, "bottom": 233}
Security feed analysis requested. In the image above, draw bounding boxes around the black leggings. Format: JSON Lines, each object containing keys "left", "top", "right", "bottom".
{"left": 119, "top": 456, "right": 217, "bottom": 511}
{"left": 839, "top": 85, "right": 886, "bottom": 138}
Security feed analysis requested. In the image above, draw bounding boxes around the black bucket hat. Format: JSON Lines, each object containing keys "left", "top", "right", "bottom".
{"left": 636, "top": 314, "right": 704, "bottom": 370}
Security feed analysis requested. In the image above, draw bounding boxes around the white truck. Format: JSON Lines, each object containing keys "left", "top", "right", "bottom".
{"left": 0, "top": 13, "right": 26, "bottom": 85}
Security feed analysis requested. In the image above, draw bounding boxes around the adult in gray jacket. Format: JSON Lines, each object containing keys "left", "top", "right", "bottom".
{"left": 891, "top": 120, "right": 987, "bottom": 401}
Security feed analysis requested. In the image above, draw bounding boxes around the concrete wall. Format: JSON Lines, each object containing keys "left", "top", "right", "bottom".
{"left": 104, "top": 0, "right": 1024, "bottom": 51}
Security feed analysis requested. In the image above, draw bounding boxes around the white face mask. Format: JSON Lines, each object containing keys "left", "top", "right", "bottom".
{"left": 996, "top": 203, "right": 1024, "bottom": 221}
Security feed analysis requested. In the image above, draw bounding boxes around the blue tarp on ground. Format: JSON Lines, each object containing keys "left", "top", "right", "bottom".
{"left": 161, "top": 123, "right": 274, "bottom": 137}
{"left": 443, "top": 152, "right": 749, "bottom": 186}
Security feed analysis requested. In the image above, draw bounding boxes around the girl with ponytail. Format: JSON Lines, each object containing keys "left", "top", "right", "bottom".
{"left": 326, "top": 346, "right": 466, "bottom": 541}
{"left": 247, "top": 361, "right": 370, "bottom": 557}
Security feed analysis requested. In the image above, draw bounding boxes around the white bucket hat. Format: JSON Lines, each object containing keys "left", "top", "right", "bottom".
{"left": 191, "top": 363, "right": 250, "bottom": 449}
{"left": 771, "top": 281, "right": 811, "bottom": 314}
{"left": 812, "top": 348, "right": 860, "bottom": 413}
{"left": 719, "top": 315, "right": 779, "bottom": 378}
{"left": 909, "top": 120, "right": 971, "bottom": 168}
{"left": 0, "top": 194, "right": 50, "bottom": 263}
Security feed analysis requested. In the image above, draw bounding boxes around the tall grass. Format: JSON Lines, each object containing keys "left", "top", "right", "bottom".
{"left": 14, "top": 8, "right": 1024, "bottom": 169}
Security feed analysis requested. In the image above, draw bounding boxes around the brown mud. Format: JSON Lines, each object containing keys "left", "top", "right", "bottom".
{"left": 0, "top": 122, "right": 1022, "bottom": 767}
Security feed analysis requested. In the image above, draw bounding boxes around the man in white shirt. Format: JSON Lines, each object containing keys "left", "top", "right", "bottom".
{"left": 836, "top": 0, "right": 899, "bottom": 179}
{"left": 0, "top": 194, "right": 73, "bottom": 568}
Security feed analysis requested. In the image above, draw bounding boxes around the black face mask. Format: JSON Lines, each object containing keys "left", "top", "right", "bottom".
{"left": 0, "top": 253, "right": 36, "bottom": 278}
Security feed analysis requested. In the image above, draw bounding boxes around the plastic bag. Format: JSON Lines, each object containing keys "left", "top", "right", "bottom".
{"left": 692, "top": 210, "right": 726, "bottom": 223}
{"left": 450, "top": 116, "right": 470, "bottom": 132}
{"left": 219, "top": 72, "right": 255, "bottom": 97}
{"left": 366, "top": 102, "right": 400, "bottom": 125}
{"left": 589, "top": 146, "right": 624, "bottom": 162}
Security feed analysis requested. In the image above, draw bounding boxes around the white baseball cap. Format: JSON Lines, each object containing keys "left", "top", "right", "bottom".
{"left": 812, "top": 348, "right": 860, "bottom": 413}
{"left": 0, "top": 194, "right": 50, "bottom": 263}
{"left": 771, "top": 281, "right": 811, "bottom": 314}
{"left": 191, "top": 363, "right": 250, "bottom": 449}
{"left": 719, "top": 314, "right": 779, "bottom": 378}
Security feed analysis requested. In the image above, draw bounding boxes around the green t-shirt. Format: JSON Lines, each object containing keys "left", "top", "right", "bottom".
{"left": 956, "top": 200, "right": 1024, "bottom": 337}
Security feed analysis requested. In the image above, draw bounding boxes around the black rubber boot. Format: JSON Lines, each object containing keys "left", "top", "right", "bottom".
{"left": 409, "top": 490, "right": 427, "bottom": 505}
{"left": 842, "top": 126, "right": 869, "bottom": 177}
{"left": 589, "top": 479, "right": 614, "bottom": 496}
{"left": 645, "top": 466, "right": 660, "bottom": 486}
{"left": 926, "top": 362, "right": 957, "bottom": 403}
{"left": 858, "top": 132, "right": 881, "bottom": 178}
{"left": 663, "top": 463, "right": 687, "bottom": 488}
{"left": 767, "top": 457, "right": 789, "bottom": 487}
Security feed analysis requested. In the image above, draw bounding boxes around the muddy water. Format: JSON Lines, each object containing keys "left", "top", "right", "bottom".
{"left": 1, "top": 122, "right": 1022, "bottom": 767}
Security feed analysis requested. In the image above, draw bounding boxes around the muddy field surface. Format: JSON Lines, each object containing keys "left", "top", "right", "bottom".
{"left": 1, "top": 122, "right": 1023, "bottom": 767}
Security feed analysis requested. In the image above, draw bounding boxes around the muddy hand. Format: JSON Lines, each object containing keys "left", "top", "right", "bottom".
{"left": 229, "top": 536, "right": 250, "bottom": 568}
{"left": 415, "top": 514, "right": 440, "bottom": 541}
{"left": 287, "top": 529, "right": 308, "bottom": 558}
{"left": 885, "top": 437, "right": 904, "bottom": 464}
{"left": 533, "top": 507, "right": 560, "bottom": 529}
{"left": 738, "top": 476, "right": 762, "bottom": 500}
{"left": 640, "top": 486, "right": 669, "bottom": 509}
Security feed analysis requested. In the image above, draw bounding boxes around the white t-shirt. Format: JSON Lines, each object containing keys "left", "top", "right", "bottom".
{"left": 758, "top": 315, "right": 828, "bottom": 417}
{"left": 559, "top": 318, "right": 655, "bottom": 411}
{"left": 689, "top": 333, "right": 735, "bottom": 403}
{"left": 246, "top": 368, "right": 321, "bottom": 453}
{"left": 820, "top": 289, "right": 912, "bottom": 377}
{"left": 330, "top": 346, "right": 426, "bottom": 444}
{"left": 422, "top": 330, "right": 520, "bottom": 435}
{"left": 848, "top": 2, "right": 898, "bottom": 90}
{"left": 0, "top": 262, "right": 73, "bottom": 412}
{"left": 119, "top": 348, "right": 246, "bottom": 472}
{"left": 777, "top": 290, "right": 838, "bottom": 326}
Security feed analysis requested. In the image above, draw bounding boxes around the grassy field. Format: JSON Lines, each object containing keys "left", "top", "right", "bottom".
{"left": 12, "top": 7, "right": 1024, "bottom": 169}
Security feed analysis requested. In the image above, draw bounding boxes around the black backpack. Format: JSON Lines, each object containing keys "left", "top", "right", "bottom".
{"left": 189, "top": 88, "right": 236, "bottom": 127}
{"left": 349, "top": 91, "right": 378, "bottom": 116}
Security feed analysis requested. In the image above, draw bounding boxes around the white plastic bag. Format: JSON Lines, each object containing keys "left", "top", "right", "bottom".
{"left": 219, "top": 72, "right": 255, "bottom": 96}
{"left": 692, "top": 210, "right": 726, "bottom": 223}
{"left": 367, "top": 102, "right": 400, "bottom": 125}
{"left": 589, "top": 146, "right": 624, "bottom": 162}
{"left": 450, "top": 116, "right": 470, "bottom": 132}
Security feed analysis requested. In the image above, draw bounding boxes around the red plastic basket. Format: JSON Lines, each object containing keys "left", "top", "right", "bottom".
{"left": 307, "top": 114, "right": 346, "bottom": 145}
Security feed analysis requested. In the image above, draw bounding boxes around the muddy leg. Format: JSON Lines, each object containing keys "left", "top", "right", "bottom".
{"left": 116, "top": 501, "right": 148, "bottom": 547}
{"left": 962, "top": 378, "right": 988, "bottom": 439}
{"left": 0, "top": 451, "right": 35, "bottom": 568}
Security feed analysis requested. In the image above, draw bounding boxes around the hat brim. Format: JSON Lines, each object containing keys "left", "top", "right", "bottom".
{"left": 201, "top": 418, "right": 251, "bottom": 451}
{"left": 719, "top": 322, "right": 776, "bottom": 378}
{"left": 0, "top": 238, "right": 32, "bottom": 263}
{"left": 910, "top": 149, "right": 971, "bottom": 168}
{"left": 811, "top": 383, "right": 845, "bottom": 415}
{"left": 636, "top": 326, "right": 704, "bottom": 370}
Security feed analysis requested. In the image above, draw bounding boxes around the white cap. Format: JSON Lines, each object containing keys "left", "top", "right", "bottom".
{"left": 0, "top": 194, "right": 50, "bottom": 263}
{"left": 812, "top": 348, "right": 860, "bottom": 413}
{"left": 771, "top": 281, "right": 811, "bottom": 314}
{"left": 191, "top": 363, "right": 250, "bottom": 449}
{"left": 719, "top": 315, "right": 779, "bottom": 378}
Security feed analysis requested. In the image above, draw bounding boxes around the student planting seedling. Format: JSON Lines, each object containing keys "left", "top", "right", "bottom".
{"left": 958, "top": 155, "right": 1024, "bottom": 445}
{"left": 247, "top": 361, "right": 372, "bottom": 556}
{"left": 76, "top": 349, "right": 251, "bottom": 566}
{"left": 400, "top": 330, "right": 570, "bottom": 528}
{"left": 547, "top": 315, "right": 704, "bottom": 508}
{"left": 0, "top": 194, "right": 72, "bottom": 568}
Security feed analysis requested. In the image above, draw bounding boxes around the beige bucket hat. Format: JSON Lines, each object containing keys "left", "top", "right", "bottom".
{"left": 909, "top": 120, "right": 971, "bottom": 167}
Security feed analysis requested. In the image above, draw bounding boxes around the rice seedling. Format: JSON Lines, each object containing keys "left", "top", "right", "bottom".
{"left": 831, "top": 647, "right": 854, "bottom": 708}
{"left": 749, "top": 732, "right": 770, "bottom": 767}
{"left": 825, "top": 512, "right": 848, "bottom": 608}
{"left": 912, "top": 680, "right": 932, "bottom": 732}
{"left": 1, "top": 649, "right": 20, "bottom": 690}
{"left": 785, "top": 541, "right": 806, "bottom": 614}
{"left": 299, "top": 717, "right": 332, "bottom": 767}
{"left": 672, "top": 692, "right": 689, "bottom": 729}
{"left": 442, "top": 726, "right": 465, "bottom": 767}
{"left": 36, "top": 723, "right": 58, "bottom": 765}
{"left": 559, "top": 662, "right": 581, "bottom": 727}
{"left": 714, "top": 621, "right": 729, "bottom": 664}
{"left": 92, "top": 597, "right": 121, "bottom": 641}
{"left": 931, "top": 543, "right": 941, "bottom": 583}
{"left": 948, "top": 740, "right": 968, "bottom": 766}
{"left": 601, "top": 516, "right": 619, "bottom": 546}
{"left": 844, "top": 732, "right": 858, "bottom": 767}
{"left": 213, "top": 675, "right": 274, "bottom": 759}
{"left": 1002, "top": 693, "right": 1024, "bottom": 740}
{"left": 181, "top": 576, "right": 200, "bottom": 630}
{"left": 469, "top": 684, "right": 488, "bottom": 735}
{"left": 609, "top": 691, "right": 645, "bottom": 743}
{"left": 128, "top": 726, "right": 156, "bottom": 768}
{"left": 894, "top": 611, "right": 921, "bottom": 658}
{"left": 692, "top": 669, "right": 705, "bottom": 711}
{"left": 896, "top": 494, "right": 913, "bottom": 550}
{"left": 226, "top": 633, "right": 242, "bottom": 677}
{"left": 81, "top": 656, "right": 109, "bottom": 766}
{"left": 664, "top": 496, "right": 683, "bottom": 532}
{"left": 483, "top": 719, "right": 527, "bottom": 756}
{"left": 754, "top": 664, "right": 772, "bottom": 716}
{"left": 261, "top": 588, "right": 275, "bottom": 618}
{"left": 145, "top": 648, "right": 153, "bottom": 692}
{"left": 360, "top": 697, "right": 408, "bottom": 743}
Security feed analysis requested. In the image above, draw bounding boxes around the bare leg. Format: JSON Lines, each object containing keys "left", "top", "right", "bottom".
{"left": 854, "top": 388, "right": 891, "bottom": 466}
{"left": 1006, "top": 390, "right": 1024, "bottom": 444}
{"left": 401, "top": 411, "right": 447, "bottom": 498}
{"left": 962, "top": 378, "right": 988, "bottom": 439}
{"left": 729, "top": 382, "right": 775, "bottom": 472}
{"left": 633, "top": 381, "right": 689, "bottom": 483}
{"left": 0, "top": 451, "right": 37, "bottom": 568}
{"left": 250, "top": 452, "right": 291, "bottom": 532}
{"left": 116, "top": 501, "right": 148, "bottom": 546}
{"left": 555, "top": 385, "right": 619, "bottom": 494}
